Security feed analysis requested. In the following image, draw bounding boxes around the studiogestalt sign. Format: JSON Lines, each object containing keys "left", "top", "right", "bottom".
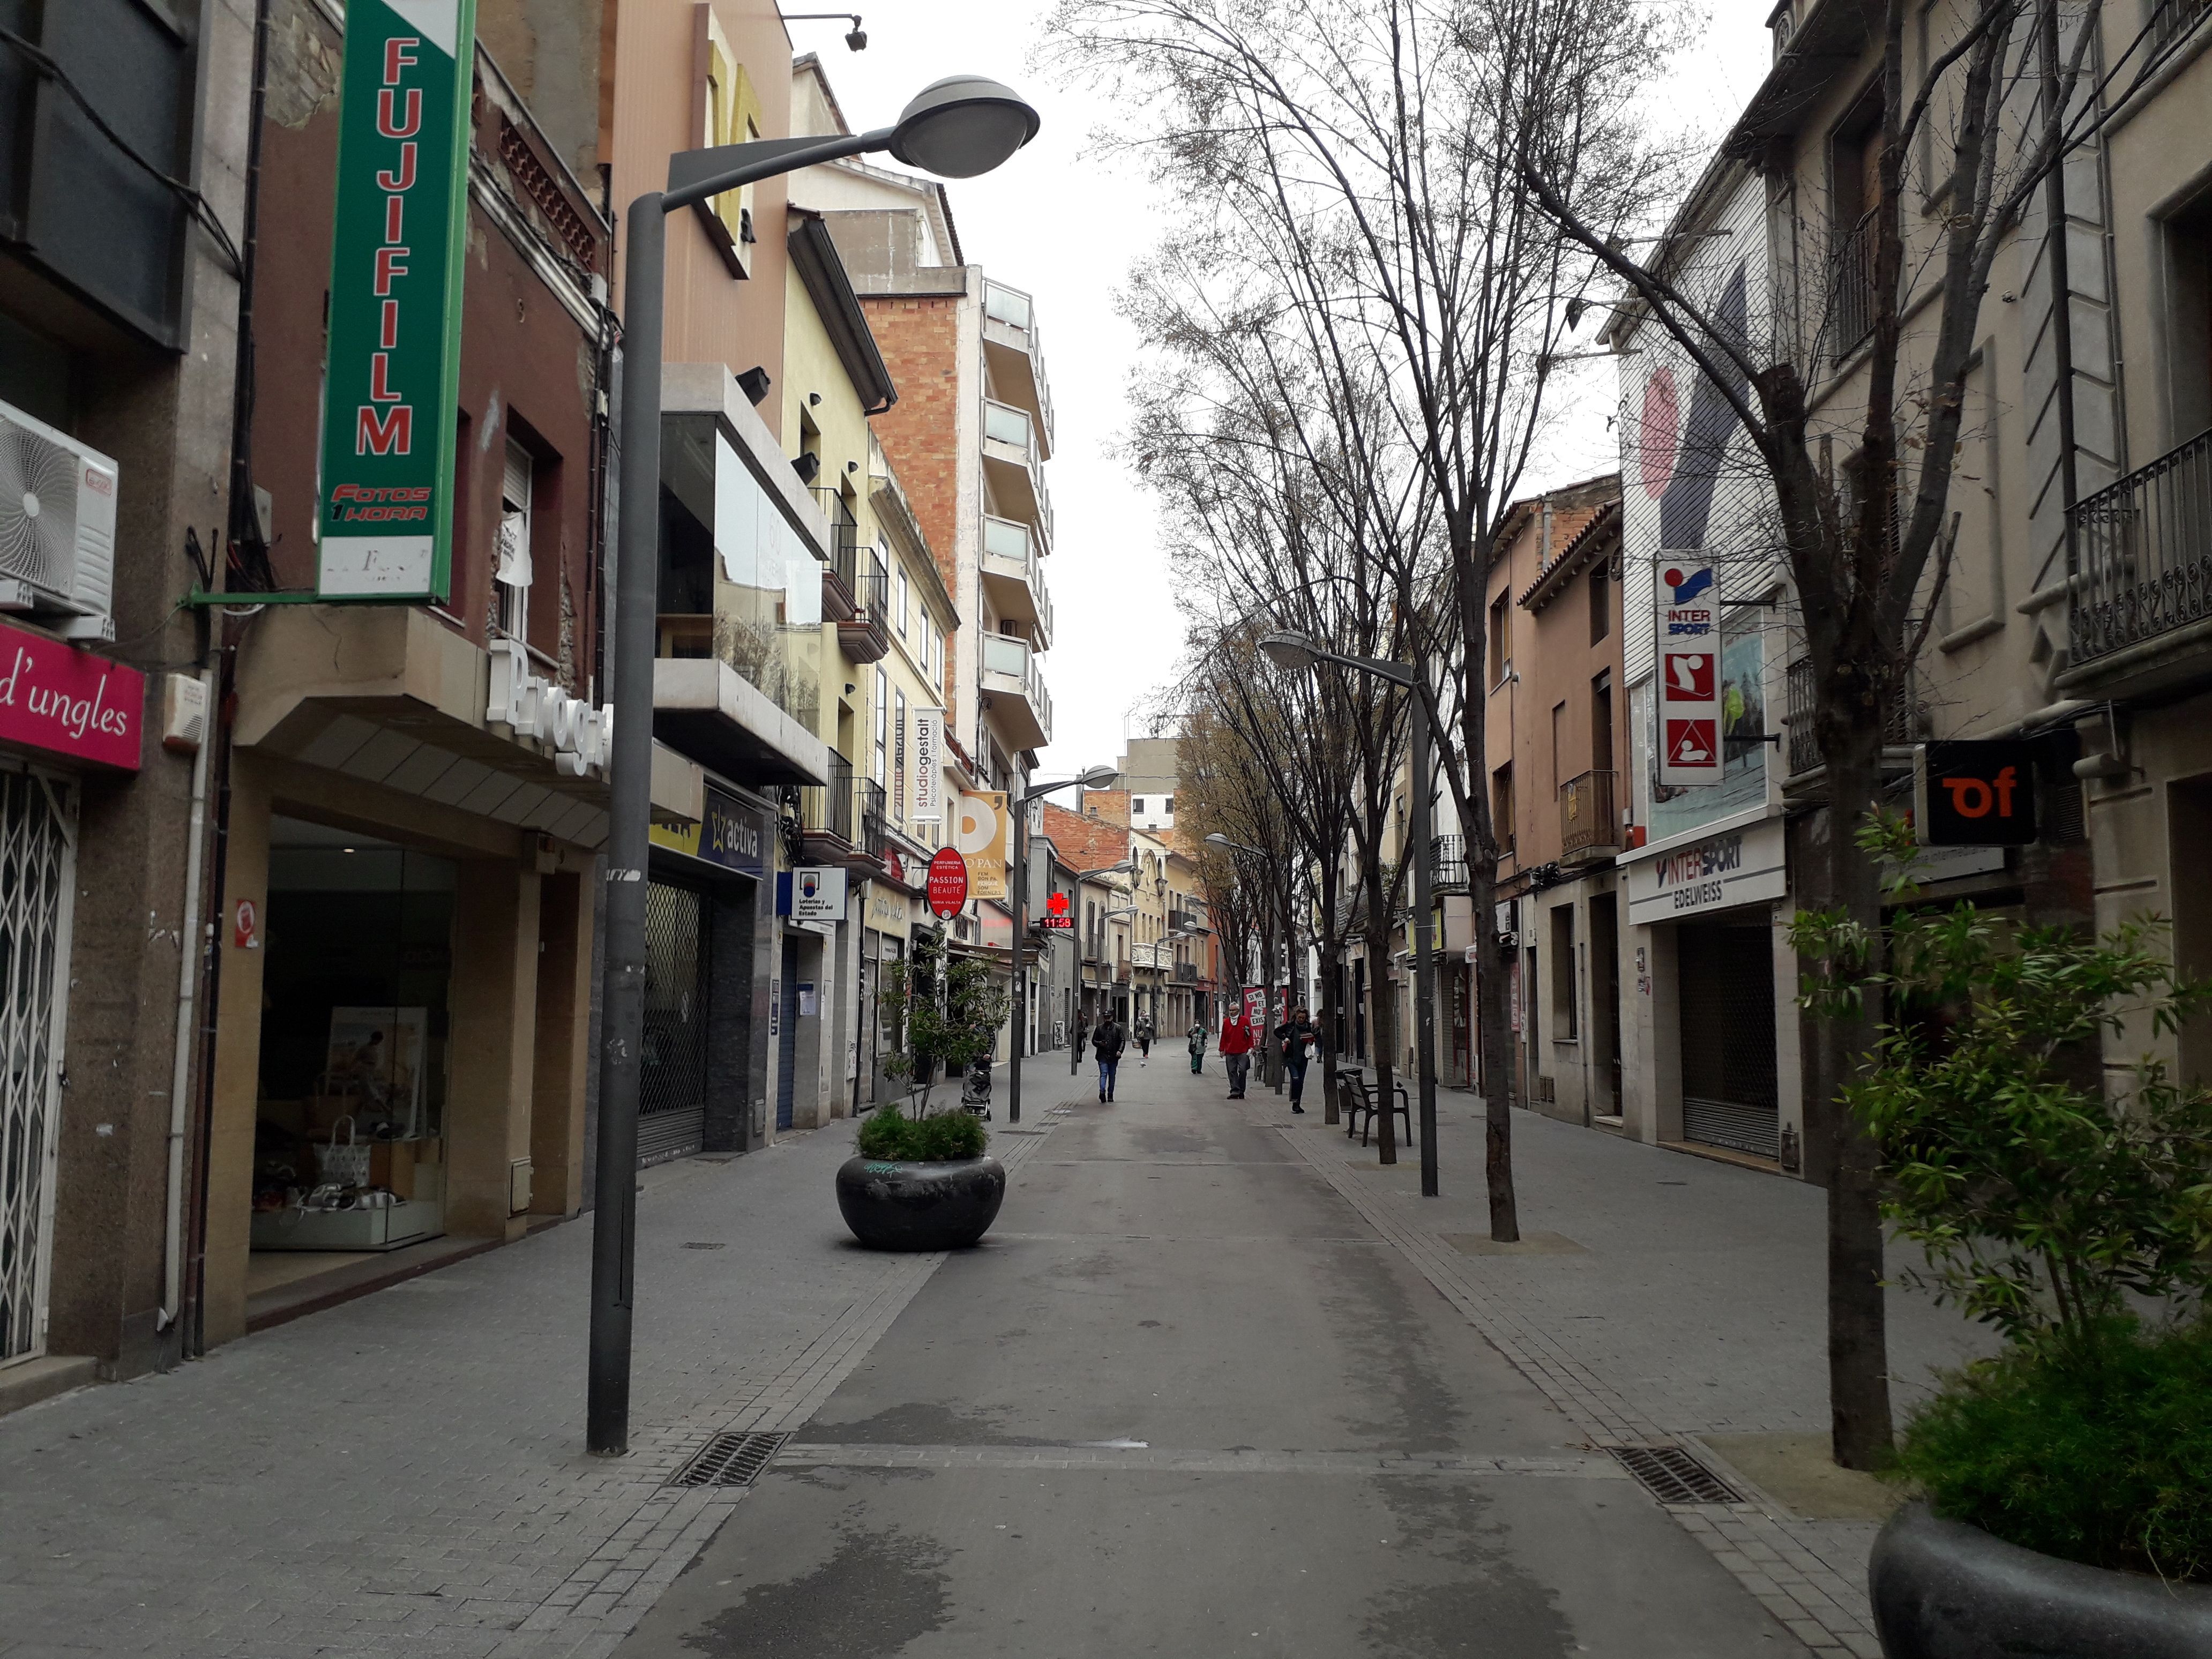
{"left": 316, "top": 0, "right": 479, "bottom": 600}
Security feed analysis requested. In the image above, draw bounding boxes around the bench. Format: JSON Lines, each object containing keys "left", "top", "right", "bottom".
{"left": 1340, "top": 1067, "right": 1411, "bottom": 1149}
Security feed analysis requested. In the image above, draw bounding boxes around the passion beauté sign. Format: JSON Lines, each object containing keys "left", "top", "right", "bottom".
{"left": 317, "top": 0, "right": 478, "bottom": 601}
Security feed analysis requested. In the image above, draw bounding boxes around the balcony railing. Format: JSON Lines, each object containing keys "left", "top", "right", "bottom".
{"left": 1830, "top": 218, "right": 1878, "bottom": 354}
{"left": 1784, "top": 656, "right": 1920, "bottom": 775}
{"left": 803, "top": 751, "right": 857, "bottom": 846}
{"left": 2068, "top": 428, "right": 2212, "bottom": 669}
{"left": 1174, "top": 961, "right": 1199, "bottom": 983}
{"left": 1559, "top": 771, "right": 1617, "bottom": 858}
{"left": 983, "top": 400, "right": 1033, "bottom": 453}
{"left": 983, "top": 279, "right": 1054, "bottom": 447}
{"left": 981, "top": 631, "right": 1052, "bottom": 746}
{"left": 2154, "top": 0, "right": 2210, "bottom": 56}
{"left": 1429, "top": 834, "right": 1469, "bottom": 891}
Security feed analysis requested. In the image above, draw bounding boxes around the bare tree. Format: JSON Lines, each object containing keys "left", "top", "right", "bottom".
{"left": 1518, "top": 0, "right": 2191, "bottom": 1468}
{"left": 1053, "top": 0, "right": 1674, "bottom": 1236}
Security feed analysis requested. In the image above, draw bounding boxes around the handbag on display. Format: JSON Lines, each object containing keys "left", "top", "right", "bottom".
{"left": 314, "top": 1115, "right": 373, "bottom": 1187}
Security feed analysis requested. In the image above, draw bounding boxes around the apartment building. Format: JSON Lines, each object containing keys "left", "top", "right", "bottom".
{"left": 1484, "top": 478, "right": 1630, "bottom": 1129}
{"left": 1593, "top": 0, "right": 2210, "bottom": 1176}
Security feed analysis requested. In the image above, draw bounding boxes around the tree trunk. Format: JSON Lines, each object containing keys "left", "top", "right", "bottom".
{"left": 1365, "top": 854, "right": 1400, "bottom": 1165}
{"left": 1318, "top": 860, "right": 1342, "bottom": 1125}
{"left": 1470, "top": 854, "right": 1520, "bottom": 1242}
{"left": 1818, "top": 722, "right": 1895, "bottom": 1470}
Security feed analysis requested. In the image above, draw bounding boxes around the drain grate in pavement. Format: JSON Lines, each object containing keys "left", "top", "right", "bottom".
{"left": 1610, "top": 1445, "right": 1741, "bottom": 1505}
{"left": 669, "top": 1431, "right": 788, "bottom": 1488}
{"left": 681, "top": 1242, "right": 727, "bottom": 1250}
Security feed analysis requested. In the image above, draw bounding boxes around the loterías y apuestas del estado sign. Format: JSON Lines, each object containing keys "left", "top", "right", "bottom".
{"left": 316, "top": 0, "right": 478, "bottom": 601}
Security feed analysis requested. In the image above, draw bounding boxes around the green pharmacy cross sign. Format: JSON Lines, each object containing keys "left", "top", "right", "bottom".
{"left": 316, "top": 0, "right": 477, "bottom": 600}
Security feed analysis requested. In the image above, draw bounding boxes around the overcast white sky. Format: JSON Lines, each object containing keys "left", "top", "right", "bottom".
{"left": 788, "top": 2, "right": 1776, "bottom": 782}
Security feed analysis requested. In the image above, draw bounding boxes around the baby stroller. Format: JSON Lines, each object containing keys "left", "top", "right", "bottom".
{"left": 959, "top": 1057, "right": 993, "bottom": 1119}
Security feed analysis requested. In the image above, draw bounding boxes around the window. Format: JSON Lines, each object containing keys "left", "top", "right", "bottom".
{"left": 893, "top": 690, "right": 907, "bottom": 821}
{"left": 1591, "top": 671, "right": 1614, "bottom": 775}
{"left": 1551, "top": 700, "right": 1567, "bottom": 797}
{"left": 1588, "top": 567, "right": 1609, "bottom": 645}
{"left": 873, "top": 667, "right": 889, "bottom": 787}
{"left": 896, "top": 567, "right": 910, "bottom": 636}
{"left": 496, "top": 438, "right": 533, "bottom": 644}
{"left": 1132, "top": 798, "right": 1145, "bottom": 814}
{"left": 1489, "top": 592, "right": 1513, "bottom": 686}
{"left": 1551, "top": 905, "right": 1578, "bottom": 1038}
{"left": 1492, "top": 764, "right": 1515, "bottom": 858}
{"left": 1163, "top": 796, "right": 1174, "bottom": 815}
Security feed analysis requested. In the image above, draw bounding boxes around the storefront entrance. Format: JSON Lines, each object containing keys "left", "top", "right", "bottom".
{"left": 0, "top": 771, "right": 76, "bottom": 1365}
{"left": 640, "top": 880, "right": 710, "bottom": 1164}
{"left": 1675, "top": 921, "right": 1779, "bottom": 1157}
{"left": 250, "top": 818, "right": 455, "bottom": 1262}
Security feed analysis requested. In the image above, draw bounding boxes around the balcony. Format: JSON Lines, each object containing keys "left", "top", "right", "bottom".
{"left": 811, "top": 488, "right": 861, "bottom": 622}
{"left": 981, "top": 514, "right": 1053, "bottom": 648}
{"left": 2064, "top": 428, "right": 2212, "bottom": 692}
{"left": 980, "top": 632, "right": 1052, "bottom": 751}
{"left": 1429, "top": 834, "right": 1470, "bottom": 892}
{"left": 982, "top": 281, "right": 1054, "bottom": 460}
{"left": 837, "top": 545, "right": 892, "bottom": 664}
{"left": 1784, "top": 656, "right": 1922, "bottom": 778}
{"left": 801, "top": 752, "right": 890, "bottom": 871}
{"left": 982, "top": 399, "right": 1053, "bottom": 552}
{"left": 1174, "top": 961, "right": 1199, "bottom": 984}
{"left": 1830, "top": 219, "right": 1877, "bottom": 355}
{"left": 1558, "top": 771, "right": 1618, "bottom": 860}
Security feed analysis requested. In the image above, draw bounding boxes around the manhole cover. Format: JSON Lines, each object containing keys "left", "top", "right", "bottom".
{"left": 669, "top": 1431, "right": 788, "bottom": 1488}
{"left": 1610, "top": 1445, "right": 1741, "bottom": 1505}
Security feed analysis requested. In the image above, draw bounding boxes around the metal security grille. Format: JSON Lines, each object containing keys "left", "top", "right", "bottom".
{"left": 1676, "top": 924, "right": 1778, "bottom": 1159}
{"left": 638, "top": 881, "right": 709, "bottom": 1165}
{"left": 1611, "top": 1445, "right": 1742, "bottom": 1505}
{"left": 0, "top": 773, "right": 75, "bottom": 1364}
{"left": 669, "top": 1431, "right": 787, "bottom": 1488}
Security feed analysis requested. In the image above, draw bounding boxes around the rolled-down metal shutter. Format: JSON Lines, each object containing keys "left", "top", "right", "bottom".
{"left": 1676, "top": 923, "right": 1778, "bottom": 1159}
{"left": 638, "top": 881, "right": 709, "bottom": 1165}
{"left": 0, "top": 773, "right": 76, "bottom": 1363}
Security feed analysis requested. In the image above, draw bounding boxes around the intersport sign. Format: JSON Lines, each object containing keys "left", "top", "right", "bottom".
{"left": 317, "top": 0, "right": 477, "bottom": 601}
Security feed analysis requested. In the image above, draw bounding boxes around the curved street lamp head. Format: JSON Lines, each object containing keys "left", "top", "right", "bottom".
{"left": 1073, "top": 764, "right": 1119, "bottom": 789}
{"left": 1204, "top": 832, "right": 1256, "bottom": 855}
{"left": 889, "top": 76, "right": 1040, "bottom": 178}
{"left": 1257, "top": 631, "right": 1320, "bottom": 674}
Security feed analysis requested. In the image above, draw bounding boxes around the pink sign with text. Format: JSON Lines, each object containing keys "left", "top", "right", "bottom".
{"left": 0, "top": 623, "right": 144, "bottom": 771}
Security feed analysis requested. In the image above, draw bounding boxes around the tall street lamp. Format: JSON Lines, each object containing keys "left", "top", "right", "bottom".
{"left": 1256, "top": 631, "right": 1440, "bottom": 1198}
{"left": 1068, "top": 860, "right": 1133, "bottom": 1074}
{"left": 1008, "top": 767, "right": 1118, "bottom": 1123}
{"left": 589, "top": 76, "right": 1040, "bottom": 1457}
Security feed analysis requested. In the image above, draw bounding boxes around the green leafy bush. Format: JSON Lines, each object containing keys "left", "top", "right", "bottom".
{"left": 1791, "top": 812, "right": 2212, "bottom": 1576}
{"left": 855, "top": 1104, "right": 986, "bottom": 1163}
{"left": 1896, "top": 1319, "right": 2212, "bottom": 1581}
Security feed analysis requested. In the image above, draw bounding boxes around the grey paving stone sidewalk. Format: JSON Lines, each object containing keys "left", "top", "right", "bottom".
{"left": 0, "top": 1058, "right": 1081, "bottom": 1659}
{"left": 1247, "top": 1081, "right": 1994, "bottom": 1658}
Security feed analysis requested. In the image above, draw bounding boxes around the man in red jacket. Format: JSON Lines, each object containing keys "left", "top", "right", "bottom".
{"left": 1219, "top": 1007, "right": 1256, "bottom": 1099}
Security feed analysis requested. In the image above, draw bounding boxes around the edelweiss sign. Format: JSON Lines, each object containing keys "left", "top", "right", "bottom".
{"left": 1626, "top": 817, "right": 1786, "bottom": 925}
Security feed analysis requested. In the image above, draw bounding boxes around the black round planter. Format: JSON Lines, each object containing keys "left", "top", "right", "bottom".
{"left": 835, "top": 1154, "right": 1005, "bottom": 1251}
{"left": 1870, "top": 1501, "right": 2212, "bottom": 1658}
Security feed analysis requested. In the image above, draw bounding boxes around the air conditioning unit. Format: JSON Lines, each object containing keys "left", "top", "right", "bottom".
{"left": 0, "top": 398, "right": 118, "bottom": 641}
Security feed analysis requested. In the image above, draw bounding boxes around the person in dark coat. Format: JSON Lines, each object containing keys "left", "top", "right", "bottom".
{"left": 1092, "top": 1014, "right": 1127, "bottom": 1102}
{"left": 1274, "top": 1006, "right": 1320, "bottom": 1114}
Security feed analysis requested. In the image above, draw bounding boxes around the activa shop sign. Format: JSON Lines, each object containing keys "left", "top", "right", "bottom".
{"left": 0, "top": 622, "right": 143, "bottom": 771}
{"left": 1626, "top": 816, "right": 1787, "bottom": 925}
{"left": 316, "top": 0, "right": 478, "bottom": 600}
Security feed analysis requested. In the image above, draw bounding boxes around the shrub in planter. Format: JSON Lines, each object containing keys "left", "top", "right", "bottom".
{"left": 1793, "top": 816, "right": 2212, "bottom": 1649}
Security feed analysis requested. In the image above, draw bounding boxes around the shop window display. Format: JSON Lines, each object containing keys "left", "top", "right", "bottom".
{"left": 250, "top": 818, "right": 455, "bottom": 1252}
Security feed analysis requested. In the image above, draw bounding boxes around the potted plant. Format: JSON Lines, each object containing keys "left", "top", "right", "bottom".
{"left": 1792, "top": 817, "right": 2212, "bottom": 1656}
{"left": 837, "top": 926, "right": 1012, "bottom": 1251}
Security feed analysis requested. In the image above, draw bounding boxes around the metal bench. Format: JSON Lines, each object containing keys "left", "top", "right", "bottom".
{"left": 1342, "top": 1068, "right": 1411, "bottom": 1148}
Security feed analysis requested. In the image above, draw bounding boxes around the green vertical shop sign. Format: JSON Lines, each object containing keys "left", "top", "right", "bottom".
{"left": 316, "top": 0, "right": 477, "bottom": 600}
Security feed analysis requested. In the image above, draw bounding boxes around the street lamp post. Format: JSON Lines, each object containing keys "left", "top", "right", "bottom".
{"left": 1007, "top": 768, "right": 1117, "bottom": 1123}
{"left": 588, "top": 76, "right": 1039, "bottom": 1457}
{"left": 1256, "top": 632, "right": 1440, "bottom": 1199}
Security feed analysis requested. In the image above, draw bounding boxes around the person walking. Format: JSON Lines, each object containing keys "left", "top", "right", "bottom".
{"left": 1135, "top": 1015, "right": 1154, "bottom": 1065}
{"left": 1274, "top": 1006, "right": 1319, "bottom": 1114}
{"left": 1219, "top": 1007, "right": 1256, "bottom": 1099}
{"left": 1092, "top": 1012, "right": 1127, "bottom": 1103}
{"left": 1186, "top": 1020, "right": 1207, "bottom": 1074}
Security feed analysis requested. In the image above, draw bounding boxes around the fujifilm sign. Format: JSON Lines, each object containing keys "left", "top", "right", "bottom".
{"left": 1626, "top": 816, "right": 1786, "bottom": 925}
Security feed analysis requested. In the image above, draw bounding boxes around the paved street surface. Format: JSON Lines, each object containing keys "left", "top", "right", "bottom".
{"left": 0, "top": 1053, "right": 1983, "bottom": 1658}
